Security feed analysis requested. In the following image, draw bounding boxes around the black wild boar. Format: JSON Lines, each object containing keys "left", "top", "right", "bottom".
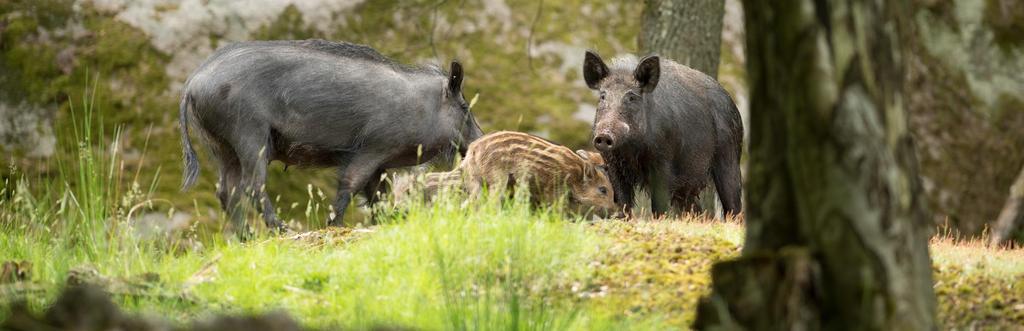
{"left": 179, "top": 40, "right": 483, "bottom": 233}
{"left": 582, "top": 51, "right": 743, "bottom": 217}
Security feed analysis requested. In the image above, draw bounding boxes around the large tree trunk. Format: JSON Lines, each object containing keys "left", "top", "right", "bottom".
{"left": 694, "top": 1, "right": 937, "bottom": 330}
{"left": 990, "top": 165, "right": 1024, "bottom": 246}
{"left": 640, "top": 0, "right": 727, "bottom": 217}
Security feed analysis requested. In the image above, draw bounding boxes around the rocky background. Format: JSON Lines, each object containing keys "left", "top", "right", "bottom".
{"left": 1, "top": 0, "right": 1021, "bottom": 236}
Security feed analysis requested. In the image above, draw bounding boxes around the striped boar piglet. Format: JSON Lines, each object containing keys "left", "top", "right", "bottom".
{"left": 459, "top": 131, "right": 621, "bottom": 218}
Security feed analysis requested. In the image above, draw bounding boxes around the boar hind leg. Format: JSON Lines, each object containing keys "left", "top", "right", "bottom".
{"left": 329, "top": 157, "right": 386, "bottom": 227}
{"left": 711, "top": 149, "right": 743, "bottom": 217}
{"left": 361, "top": 169, "right": 387, "bottom": 207}
{"left": 236, "top": 135, "right": 284, "bottom": 233}
{"left": 671, "top": 190, "right": 703, "bottom": 215}
{"left": 212, "top": 143, "right": 248, "bottom": 237}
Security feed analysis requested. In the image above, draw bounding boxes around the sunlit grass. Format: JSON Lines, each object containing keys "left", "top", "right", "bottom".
{"left": 930, "top": 229, "right": 1024, "bottom": 278}
{"left": 169, "top": 195, "right": 608, "bottom": 330}
{"left": 0, "top": 81, "right": 173, "bottom": 314}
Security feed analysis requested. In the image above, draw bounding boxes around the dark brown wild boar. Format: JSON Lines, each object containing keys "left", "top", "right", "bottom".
{"left": 583, "top": 51, "right": 744, "bottom": 217}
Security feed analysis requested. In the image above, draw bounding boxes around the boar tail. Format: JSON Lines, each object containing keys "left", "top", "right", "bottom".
{"left": 180, "top": 93, "right": 200, "bottom": 191}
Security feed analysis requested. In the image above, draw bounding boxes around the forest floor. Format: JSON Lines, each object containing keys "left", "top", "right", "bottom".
{"left": 2, "top": 199, "right": 1023, "bottom": 330}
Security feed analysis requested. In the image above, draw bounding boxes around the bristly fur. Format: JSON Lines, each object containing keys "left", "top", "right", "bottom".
{"left": 601, "top": 147, "right": 647, "bottom": 209}
{"left": 609, "top": 54, "right": 640, "bottom": 73}
{"left": 217, "top": 39, "right": 444, "bottom": 76}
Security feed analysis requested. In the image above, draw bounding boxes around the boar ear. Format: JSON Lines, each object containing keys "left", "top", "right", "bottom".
{"left": 576, "top": 149, "right": 605, "bottom": 166}
{"left": 575, "top": 150, "right": 591, "bottom": 181}
{"left": 635, "top": 55, "right": 660, "bottom": 93}
{"left": 583, "top": 50, "right": 609, "bottom": 90}
{"left": 449, "top": 61, "right": 464, "bottom": 95}
{"left": 576, "top": 153, "right": 598, "bottom": 181}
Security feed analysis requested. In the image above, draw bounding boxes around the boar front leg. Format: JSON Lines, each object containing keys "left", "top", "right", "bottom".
{"left": 647, "top": 169, "right": 671, "bottom": 218}
{"left": 236, "top": 133, "right": 284, "bottom": 233}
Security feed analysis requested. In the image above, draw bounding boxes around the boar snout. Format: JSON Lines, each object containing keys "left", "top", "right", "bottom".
{"left": 593, "top": 133, "right": 615, "bottom": 151}
{"left": 592, "top": 121, "right": 629, "bottom": 152}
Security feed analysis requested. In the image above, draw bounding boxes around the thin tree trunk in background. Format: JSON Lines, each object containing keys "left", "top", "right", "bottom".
{"left": 640, "top": 0, "right": 725, "bottom": 76}
{"left": 694, "top": 0, "right": 937, "bottom": 329}
{"left": 991, "top": 165, "right": 1024, "bottom": 246}
{"left": 640, "top": 0, "right": 727, "bottom": 217}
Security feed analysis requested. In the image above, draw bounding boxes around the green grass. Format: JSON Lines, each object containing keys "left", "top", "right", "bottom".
{"left": 0, "top": 161, "right": 666, "bottom": 330}
{"left": 189, "top": 199, "right": 609, "bottom": 329}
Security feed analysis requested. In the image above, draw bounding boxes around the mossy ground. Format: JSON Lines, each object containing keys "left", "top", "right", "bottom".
{"left": 581, "top": 219, "right": 741, "bottom": 327}
{"left": 931, "top": 236, "right": 1024, "bottom": 329}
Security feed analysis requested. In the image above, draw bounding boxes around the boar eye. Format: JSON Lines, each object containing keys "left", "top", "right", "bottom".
{"left": 624, "top": 92, "right": 640, "bottom": 103}
{"left": 599, "top": 186, "right": 608, "bottom": 195}
{"left": 599, "top": 91, "right": 607, "bottom": 101}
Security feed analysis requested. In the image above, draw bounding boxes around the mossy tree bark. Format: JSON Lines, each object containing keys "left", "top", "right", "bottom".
{"left": 693, "top": 0, "right": 937, "bottom": 329}
{"left": 640, "top": 0, "right": 727, "bottom": 216}
{"left": 991, "top": 165, "right": 1024, "bottom": 246}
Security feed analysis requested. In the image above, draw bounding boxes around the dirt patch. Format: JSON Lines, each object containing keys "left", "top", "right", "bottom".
{"left": 275, "top": 227, "right": 375, "bottom": 248}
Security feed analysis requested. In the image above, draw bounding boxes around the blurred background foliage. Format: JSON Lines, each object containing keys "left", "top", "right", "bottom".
{"left": 0, "top": 0, "right": 1022, "bottom": 236}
